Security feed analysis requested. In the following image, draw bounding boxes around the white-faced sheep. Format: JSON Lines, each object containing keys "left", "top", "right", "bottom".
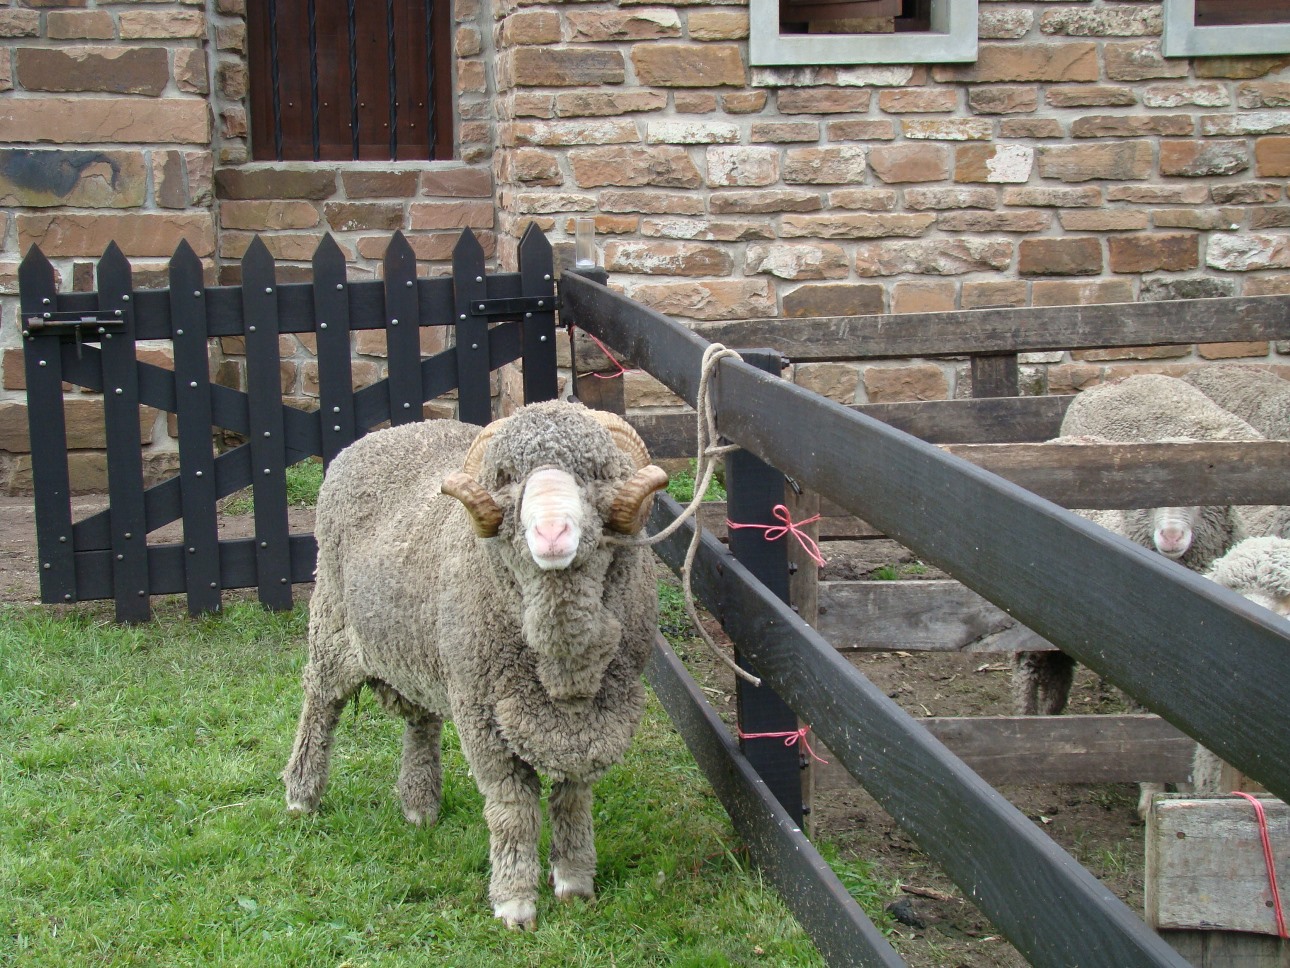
{"left": 1191, "top": 536, "right": 1290, "bottom": 792}
{"left": 283, "top": 401, "right": 669, "bottom": 931}
{"left": 1013, "top": 376, "right": 1260, "bottom": 717}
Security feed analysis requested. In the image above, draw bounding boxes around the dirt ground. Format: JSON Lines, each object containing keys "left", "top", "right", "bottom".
{"left": 0, "top": 497, "right": 1152, "bottom": 967}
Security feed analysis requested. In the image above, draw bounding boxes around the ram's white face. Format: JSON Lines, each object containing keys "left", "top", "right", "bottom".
{"left": 1151, "top": 506, "right": 1200, "bottom": 560}
{"left": 519, "top": 467, "right": 584, "bottom": 571}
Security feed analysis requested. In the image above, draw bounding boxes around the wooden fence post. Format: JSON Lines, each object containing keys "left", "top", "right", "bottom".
{"left": 725, "top": 348, "right": 805, "bottom": 828}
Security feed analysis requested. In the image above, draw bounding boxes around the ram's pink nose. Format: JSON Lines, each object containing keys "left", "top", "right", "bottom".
{"left": 532, "top": 519, "right": 575, "bottom": 560}
{"left": 1154, "top": 524, "right": 1192, "bottom": 558}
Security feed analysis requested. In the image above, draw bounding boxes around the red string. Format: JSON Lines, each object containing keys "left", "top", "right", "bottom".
{"left": 738, "top": 726, "right": 828, "bottom": 764}
{"left": 726, "top": 504, "right": 826, "bottom": 567}
{"left": 1232, "top": 791, "right": 1288, "bottom": 939}
{"left": 570, "top": 324, "right": 628, "bottom": 380}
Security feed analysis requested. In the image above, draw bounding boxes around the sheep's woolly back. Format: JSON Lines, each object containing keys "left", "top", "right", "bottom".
{"left": 1238, "top": 504, "right": 1290, "bottom": 541}
{"left": 1060, "top": 374, "right": 1261, "bottom": 443}
{"left": 1204, "top": 536, "right": 1290, "bottom": 602}
{"left": 1182, "top": 364, "right": 1290, "bottom": 439}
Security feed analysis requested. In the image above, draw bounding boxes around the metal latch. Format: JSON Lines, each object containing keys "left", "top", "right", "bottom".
{"left": 467, "top": 296, "right": 559, "bottom": 318}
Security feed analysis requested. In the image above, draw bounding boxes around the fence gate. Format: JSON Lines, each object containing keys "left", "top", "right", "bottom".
{"left": 17, "top": 226, "right": 558, "bottom": 622}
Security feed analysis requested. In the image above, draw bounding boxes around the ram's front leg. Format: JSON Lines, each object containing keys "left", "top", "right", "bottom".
{"left": 480, "top": 764, "right": 543, "bottom": 930}
{"left": 549, "top": 779, "right": 596, "bottom": 901}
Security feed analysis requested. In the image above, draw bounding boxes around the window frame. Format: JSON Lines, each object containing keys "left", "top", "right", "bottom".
{"left": 1162, "top": 0, "right": 1290, "bottom": 57}
{"left": 749, "top": 0, "right": 976, "bottom": 67}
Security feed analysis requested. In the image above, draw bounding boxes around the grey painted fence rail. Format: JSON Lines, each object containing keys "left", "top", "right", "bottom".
{"left": 562, "top": 270, "right": 1290, "bottom": 968}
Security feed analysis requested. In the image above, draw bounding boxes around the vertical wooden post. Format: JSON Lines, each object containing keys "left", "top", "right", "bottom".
{"left": 518, "top": 223, "right": 558, "bottom": 405}
{"left": 784, "top": 475, "right": 821, "bottom": 833}
{"left": 725, "top": 348, "right": 805, "bottom": 828}
{"left": 452, "top": 229, "right": 492, "bottom": 426}
{"left": 384, "top": 232, "right": 423, "bottom": 426}
{"left": 971, "top": 352, "right": 1019, "bottom": 398}
{"left": 312, "top": 235, "right": 357, "bottom": 466}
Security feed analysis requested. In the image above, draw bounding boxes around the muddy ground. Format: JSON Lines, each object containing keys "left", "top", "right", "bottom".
{"left": 0, "top": 497, "right": 1153, "bottom": 967}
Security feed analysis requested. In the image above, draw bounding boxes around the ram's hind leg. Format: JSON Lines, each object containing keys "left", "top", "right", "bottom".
{"left": 398, "top": 713, "right": 444, "bottom": 826}
{"left": 283, "top": 663, "right": 357, "bottom": 815}
{"left": 549, "top": 779, "right": 595, "bottom": 901}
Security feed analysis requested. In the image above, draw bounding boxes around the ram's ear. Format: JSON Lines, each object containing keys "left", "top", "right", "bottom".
{"left": 442, "top": 472, "right": 504, "bottom": 537}
{"left": 608, "top": 465, "right": 669, "bottom": 534}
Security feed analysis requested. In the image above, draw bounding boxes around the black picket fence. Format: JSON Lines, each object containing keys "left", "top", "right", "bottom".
{"left": 17, "top": 226, "right": 558, "bottom": 621}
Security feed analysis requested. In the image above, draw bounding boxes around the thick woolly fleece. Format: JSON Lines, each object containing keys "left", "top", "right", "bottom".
{"left": 284, "top": 402, "right": 658, "bottom": 926}
{"left": 1182, "top": 363, "right": 1290, "bottom": 440}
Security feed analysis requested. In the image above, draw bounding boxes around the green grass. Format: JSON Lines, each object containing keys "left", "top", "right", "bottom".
{"left": 666, "top": 460, "right": 726, "bottom": 505}
{"left": 0, "top": 598, "right": 881, "bottom": 966}
{"left": 222, "top": 460, "right": 325, "bottom": 515}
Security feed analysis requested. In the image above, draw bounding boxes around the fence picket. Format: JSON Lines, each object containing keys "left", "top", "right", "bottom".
{"left": 518, "top": 223, "right": 558, "bottom": 404}
{"left": 169, "top": 241, "right": 221, "bottom": 615}
{"left": 313, "top": 235, "right": 356, "bottom": 466}
{"left": 18, "top": 246, "right": 76, "bottom": 605}
{"left": 452, "top": 229, "right": 491, "bottom": 425}
{"left": 384, "top": 231, "right": 423, "bottom": 426}
{"left": 240, "top": 238, "right": 293, "bottom": 610}
{"left": 96, "top": 243, "right": 151, "bottom": 622}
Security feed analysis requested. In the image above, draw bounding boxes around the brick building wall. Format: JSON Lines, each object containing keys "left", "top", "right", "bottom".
{"left": 2, "top": 0, "right": 1290, "bottom": 490}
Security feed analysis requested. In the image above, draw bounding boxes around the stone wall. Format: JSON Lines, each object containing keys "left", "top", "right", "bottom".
{"left": 4, "top": 0, "right": 1290, "bottom": 491}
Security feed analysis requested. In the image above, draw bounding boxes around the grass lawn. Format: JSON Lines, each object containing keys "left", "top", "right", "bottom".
{"left": 0, "top": 597, "right": 886, "bottom": 967}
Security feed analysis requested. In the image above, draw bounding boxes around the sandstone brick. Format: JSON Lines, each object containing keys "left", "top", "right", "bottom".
{"left": 1160, "top": 140, "right": 1248, "bottom": 177}
{"left": 174, "top": 48, "right": 208, "bottom": 94}
{"left": 457, "top": 24, "right": 482, "bottom": 56}
{"left": 336, "top": 170, "right": 417, "bottom": 199}
{"left": 0, "top": 149, "right": 146, "bottom": 208}
{"left": 501, "top": 147, "right": 562, "bottom": 186}
{"left": 220, "top": 106, "right": 247, "bottom": 140}
{"left": 999, "top": 118, "right": 1063, "bottom": 139}
{"left": 723, "top": 91, "right": 768, "bottom": 113}
{"left": 1073, "top": 345, "right": 1190, "bottom": 362}
{"left": 601, "top": 190, "right": 706, "bottom": 215}
{"left": 1047, "top": 364, "right": 1105, "bottom": 394}
{"left": 864, "top": 364, "right": 948, "bottom": 403}
{"left": 505, "top": 47, "right": 625, "bottom": 87}
{"left": 0, "top": 10, "right": 39, "bottom": 37}
{"left": 783, "top": 146, "right": 866, "bottom": 184}
{"left": 1039, "top": 6, "right": 1161, "bottom": 37}
{"left": 626, "top": 279, "right": 775, "bottom": 320}
{"left": 1195, "top": 56, "right": 1290, "bottom": 81}
{"left": 1143, "top": 82, "right": 1230, "bottom": 108}
{"left": 954, "top": 144, "right": 1033, "bottom": 183}
{"left": 968, "top": 87, "right": 1038, "bottom": 114}
{"left": 459, "top": 61, "right": 487, "bottom": 95}
{"left": 856, "top": 239, "right": 1012, "bottom": 276}
{"left": 216, "top": 23, "right": 246, "bottom": 54}
{"left": 604, "top": 241, "right": 732, "bottom": 276}
{"left": 750, "top": 121, "right": 819, "bottom": 143}
{"left": 323, "top": 202, "right": 404, "bottom": 232}
{"left": 1032, "top": 279, "right": 1135, "bottom": 306}
{"left": 184, "top": 151, "right": 213, "bottom": 207}
{"left": 421, "top": 167, "right": 493, "bottom": 198}
{"left": 0, "top": 50, "right": 9, "bottom": 92}
{"left": 1004, "top": 186, "right": 1102, "bottom": 208}
{"left": 793, "top": 362, "right": 859, "bottom": 403}
{"left": 3, "top": 348, "right": 27, "bottom": 391}
{"left": 511, "top": 192, "right": 595, "bottom": 215}
{"left": 745, "top": 243, "right": 849, "bottom": 280}
{"left": 1103, "top": 41, "right": 1188, "bottom": 82}
{"left": 782, "top": 283, "right": 884, "bottom": 318}
{"left": 903, "top": 118, "right": 993, "bottom": 141}
{"left": 892, "top": 280, "right": 956, "bottom": 314}
{"left": 569, "top": 146, "right": 702, "bottom": 188}
{"left": 408, "top": 201, "right": 495, "bottom": 230}
{"left": 979, "top": 8, "right": 1033, "bottom": 40}
{"left": 19, "top": 212, "right": 215, "bottom": 257}
{"left": 869, "top": 143, "right": 949, "bottom": 183}
{"left": 1140, "top": 276, "right": 1237, "bottom": 302}
{"left": 0, "top": 97, "right": 208, "bottom": 144}
{"left": 221, "top": 232, "right": 328, "bottom": 263}
{"left": 1250, "top": 208, "right": 1290, "bottom": 230}
{"left": 512, "top": 93, "right": 554, "bottom": 118}
{"left": 777, "top": 88, "right": 872, "bottom": 114}
{"left": 221, "top": 201, "right": 325, "bottom": 234}
{"left": 1036, "top": 141, "right": 1152, "bottom": 182}
{"left": 962, "top": 280, "right": 1027, "bottom": 309}
{"left": 672, "top": 91, "right": 718, "bottom": 113}
{"left": 1206, "top": 233, "right": 1290, "bottom": 272}
{"left": 688, "top": 10, "right": 748, "bottom": 41}
{"left": 632, "top": 44, "right": 745, "bottom": 87}
{"left": 554, "top": 90, "right": 668, "bottom": 117}
{"left": 1059, "top": 210, "right": 1149, "bottom": 231}
{"left": 647, "top": 120, "right": 739, "bottom": 144}
{"left": 1071, "top": 114, "right": 1193, "bottom": 138}
{"left": 623, "top": 371, "right": 685, "bottom": 409}
{"left": 1256, "top": 137, "right": 1290, "bottom": 177}
{"left": 508, "top": 120, "right": 638, "bottom": 147}
{"left": 1212, "top": 183, "right": 1283, "bottom": 204}
{"left": 640, "top": 217, "right": 772, "bottom": 242}
{"left": 878, "top": 89, "right": 957, "bottom": 113}
{"left": 1197, "top": 342, "right": 1270, "bottom": 360}
{"left": 937, "top": 211, "right": 1050, "bottom": 233}
{"left": 153, "top": 151, "right": 186, "bottom": 209}
{"left": 781, "top": 212, "right": 934, "bottom": 239}
{"left": 1154, "top": 209, "right": 1242, "bottom": 231}
{"left": 709, "top": 189, "right": 821, "bottom": 214}
{"left": 1201, "top": 111, "right": 1290, "bottom": 137}
{"left": 47, "top": 10, "right": 115, "bottom": 40}
{"left": 502, "top": 10, "right": 561, "bottom": 45}
{"left": 1018, "top": 237, "right": 1102, "bottom": 276}
{"left": 1045, "top": 85, "right": 1137, "bottom": 108}
{"left": 1107, "top": 233, "right": 1199, "bottom": 273}
{"left": 937, "top": 43, "right": 1098, "bottom": 83}
{"left": 217, "top": 61, "right": 248, "bottom": 100}
{"left": 828, "top": 188, "right": 899, "bottom": 210}
{"left": 215, "top": 167, "right": 335, "bottom": 202}
{"left": 824, "top": 119, "right": 896, "bottom": 141}
{"left": 1238, "top": 82, "right": 1290, "bottom": 109}
{"left": 706, "top": 146, "right": 779, "bottom": 187}
{"left": 564, "top": 10, "right": 680, "bottom": 42}
{"left": 119, "top": 10, "right": 206, "bottom": 39}
{"left": 1105, "top": 184, "right": 1209, "bottom": 205}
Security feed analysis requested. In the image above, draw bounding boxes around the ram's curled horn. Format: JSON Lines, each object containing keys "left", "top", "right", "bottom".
{"left": 584, "top": 410, "right": 650, "bottom": 470}
{"left": 608, "top": 465, "right": 670, "bottom": 534}
{"left": 441, "top": 471, "right": 504, "bottom": 537}
{"left": 460, "top": 417, "right": 511, "bottom": 480}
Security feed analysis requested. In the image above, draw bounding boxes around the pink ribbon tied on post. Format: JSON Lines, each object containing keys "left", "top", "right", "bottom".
{"left": 726, "top": 503, "right": 826, "bottom": 568}
{"left": 737, "top": 725, "right": 829, "bottom": 764}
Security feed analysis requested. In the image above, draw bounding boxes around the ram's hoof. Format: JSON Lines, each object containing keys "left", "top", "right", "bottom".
{"left": 551, "top": 866, "right": 595, "bottom": 901}
{"left": 285, "top": 798, "right": 314, "bottom": 817}
{"left": 401, "top": 804, "right": 439, "bottom": 827}
{"left": 494, "top": 898, "right": 537, "bottom": 931}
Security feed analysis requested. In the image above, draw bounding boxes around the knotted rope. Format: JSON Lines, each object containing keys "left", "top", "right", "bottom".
{"left": 737, "top": 725, "right": 829, "bottom": 764}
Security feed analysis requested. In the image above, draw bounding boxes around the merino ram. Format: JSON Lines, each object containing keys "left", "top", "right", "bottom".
{"left": 283, "top": 401, "right": 669, "bottom": 931}
{"left": 1014, "top": 375, "right": 1260, "bottom": 717}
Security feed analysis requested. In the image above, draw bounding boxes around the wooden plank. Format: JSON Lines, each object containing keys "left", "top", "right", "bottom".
{"left": 18, "top": 245, "right": 76, "bottom": 605}
{"left": 384, "top": 231, "right": 422, "bottom": 425}
{"left": 97, "top": 243, "right": 151, "bottom": 623}
{"left": 646, "top": 634, "right": 907, "bottom": 968}
{"left": 646, "top": 493, "right": 1193, "bottom": 968}
{"left": 686, "top": 293, "right": 1290, "bottom": 361}
{"left": 312, "top": 234, "right": 356, "bottom": 466}
{"left": 971, "top": 352, "right": 1019, "bottom": 398}
{"left": 169, "top": 241, "right": 221, "bottom": 615}
{"left": 240, "top": 238, "right": 293, "bottom": 610}
{"left": 1162, "top": 929, "right": 1290, "bottom": 967}
{"left": 452, "top": 229, "right": 492, "bottom": 425}
{"left": 812, "top": 715, "right": 1196, "bottom": 788}
{"left": 517, "top": 222, "right": 558, "bottom": 404}
{"left": 1146, "top": 796, "right": 1290, "bottom": 936}
{"left": 817, "top": 579, "right": 1054, "bottom": 653}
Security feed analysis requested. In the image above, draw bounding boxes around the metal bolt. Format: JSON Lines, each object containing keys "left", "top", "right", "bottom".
{"left": 333, "top": 425, "right": 341, "bottom": 432}
{"left": 264, "top": 468, "right": 271, "bottom": 475}
{"left": 59, "top": 536, "right": 66, "bottom": 543}
{"left": 195, "top": 470, "right": 203, "bottom": 478}
{"left": 122, "top": 294, "right": 131, "bottom": 302}
{"left": 544, "top": 274, "right": 552, "bottom": 281}
{"left": 525, "top": 312, "right": 532, "bottom": 319}
{"left": 280, "top": 577, "right": 288, "bottom": 584}
{"left": 176, "top": 329, "right": 184, "bottom": 336}
{"left": 39, "top": 360, "right": 47, "bottom": 367}
{"left": 124, "top": 533, "right": 132, "bottom": 539}
{"left": 210, "top": 581, "right": 218, "bottom": 588}
{"left": 471, "top": 343, "right": 478, "bottom": 350}
{"left": 42, "top": 312, "right": 51, "bottom": 320}
{"left": 478, "top": 304, "right": 485, "bottom": 311}
{"left": 249, "top": 325, "right": 256, "bottom": 332}
{"left": 115, "top": 310, "right": 122, "bottom": 317}
{"left": 189, "top": 547, "right": 196, "bottom": 554}
{"left": 265, "top": 287, "right": 273, "bottom": 294}
{"left": 194, "top": 290, "right": 202, "bottom": 298}
{"left": 540, "top": 335, "right": 547, "bottom": 342}
{"left": 475, "top": 275, "right": 483, "bottom": 283}
{"left": 320, "top": 322, "right": 328, "bottom": 329}
{"left": 336, "top": 283, "right": 344, "bottom": 290}
{"left": 98, "top": 327, "right": 106, "bottom": 334}
{"left": 41, "top": 298, "right": 50, "bottom": 305}
{"left": 115, "top": 388, "right": 123, "bottom": 395}
{"left": 406, "top": 280, "right": 413, "bottom": 287}
{"left": 64, "top": 594, "right": 72, "bottom": 602}
{"left": 138, "top": 590, "right": 145, "bottom": 597}
{"left": 403, "top": 402, "right": 411, "bottom": 409}
{"left": 43, "top": 562, "right": 50, "bottom": 570}
{"left": 116, "top": 554, "right": 124, "bottom": 561}
{"left": 333, "top": 406, "right": 340, "bottom": 413}
{"left": 105, "top": 333, "right": 113, "bottom": 339}
{"left": 537, "top": 300, "right": 545, "bottom": 307}
{"left": 261, "top": 541, "right": 268, "bottom": 548}
{"left": 459, "top": 313, "right": 466, "bottom": 320}
{"left": 263, "top": 431, "right": 270, "bottom": 438}
{"left": 390, "top": 318, "right": 399, "bottom": 326}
